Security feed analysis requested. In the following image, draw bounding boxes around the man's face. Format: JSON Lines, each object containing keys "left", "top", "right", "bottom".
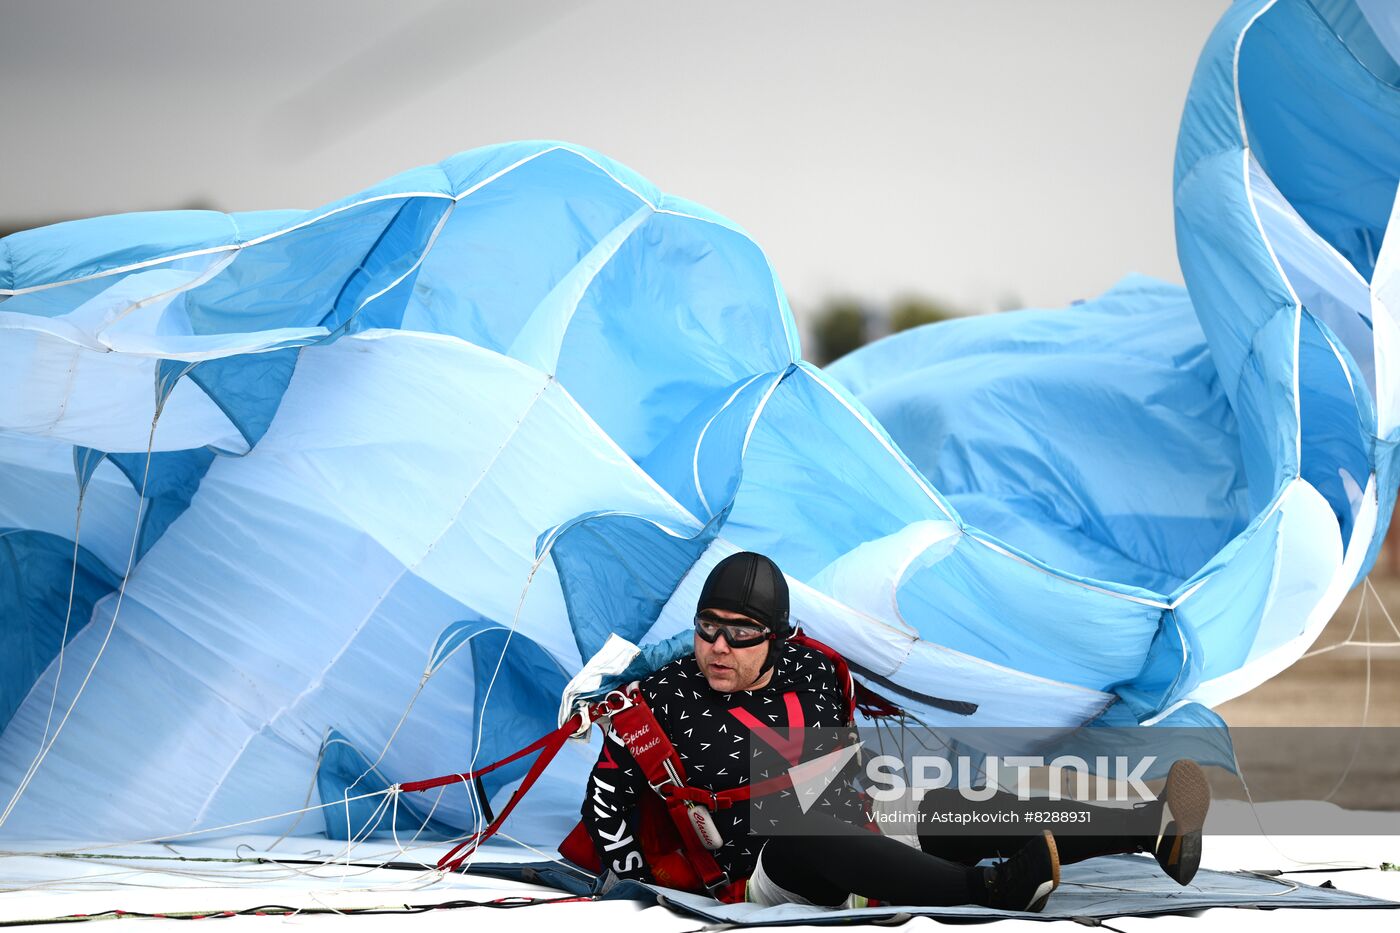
{"left": 694, "top": 609, "right": 774, "bottom": 693}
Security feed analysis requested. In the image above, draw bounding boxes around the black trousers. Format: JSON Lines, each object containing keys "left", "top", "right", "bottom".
{"left": 913, "top": 787, "right": 1160, "bottom": 865}
{"left": 755, "top": 790, "right": 1160, "bottom": 907}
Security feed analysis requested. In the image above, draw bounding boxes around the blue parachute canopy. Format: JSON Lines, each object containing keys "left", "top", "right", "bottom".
{"left": 1, "top": 0, "right": 1397, "bottom": 852}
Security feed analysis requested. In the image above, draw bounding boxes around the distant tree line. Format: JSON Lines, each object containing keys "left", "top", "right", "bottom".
{"left": 808, "top": 295, "right": 963, "bottom": 365}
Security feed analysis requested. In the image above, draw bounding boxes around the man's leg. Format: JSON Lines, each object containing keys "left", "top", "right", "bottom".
{"left": 916, "top": 786, "right": 1156, "bottom": 864}
{"left": 752, "top": 809, "right": 1058, "bottom": 911}
{"left": 914, "top": 760, "right": 1209, "bottom": 884}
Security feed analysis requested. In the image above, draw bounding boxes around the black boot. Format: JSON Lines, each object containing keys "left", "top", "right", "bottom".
{"left": 1153, "top": 760, "right": 1210, "bottom": 886}
{"left": 981, "top": 830, "right": 1060, "bottom": 912}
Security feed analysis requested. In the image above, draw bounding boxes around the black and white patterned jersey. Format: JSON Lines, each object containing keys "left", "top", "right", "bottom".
{"left": 580, "top": 638, "right": 865, "bottom": 883}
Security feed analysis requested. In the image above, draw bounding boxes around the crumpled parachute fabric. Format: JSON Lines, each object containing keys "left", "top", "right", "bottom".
{"left": 0, "top": 0, "right": 1397, "bottom": 847}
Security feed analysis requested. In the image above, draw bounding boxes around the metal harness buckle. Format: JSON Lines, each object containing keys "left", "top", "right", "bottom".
{"left": 703, "top": 872, "right": 733, "bottom": 897}
{"left": 602, "top": 688, "right": 635, "bottom": 712}
{"left": 649, "top": 759, "right": 683, "bottom": 797}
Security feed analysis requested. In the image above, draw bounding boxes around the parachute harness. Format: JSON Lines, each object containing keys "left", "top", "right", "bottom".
{"left": 401, "top": 632, "right": 867, "bottom": 903}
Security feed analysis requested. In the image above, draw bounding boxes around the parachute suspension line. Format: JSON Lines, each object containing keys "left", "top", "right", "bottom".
{"left": 0, "top": 857, "right": 461, "bottom": 901}
{"left": 343, "top": 669, "right": 434, "bottom": 799}
{"left": 1364, "top": 575, "right": 1400, "bottom": 642}
{"left": 326, "top": 550, "right": 554, "bottom": 875}
{"left": 1301, "top": 576, "right": 1400, "bottom": 658}
{"left": 397, "top": 782, "right": 450, "bottom": 854}
{"left": 869, "top": 710, "right": 891, "bottom": 761}
{"left": 1230, "top": 576, "right": 1395, "bottom": 869}
{"left": 893, "top": 708, "right": 950, "bottom": 756}
{"left": 253, "top": 734, "right": 445, "bottom": 892}
{"left": 376, "top": 793, "right": 466, "bottom": 891}
{"left": 422, "top": 514, "right": 578, "bottom": 877}
{"left": 335, "top": 374, "right": 561, "bottom": 860}
{"left": 389, "top": 787, "right": 405, "bottom": 858}
{"left": 250, "top": 846, "right": 449, "bottom": 893}
{"left": 447, "top": 544, "right": 556, "bottom": 876}
{"left": 322, "top": 500, "right": 562, "bottom": 876}
{"left": 495, "top": 830, "right": 593, "bottom": 877}
{"left": 338, "top": 786, "right": 395, "bottom": 872}
{"left": 1309, "top": 576, "right": 1400, "bottom": 809}
{"left": 1233, "top": 753, "right": 1372, "bottom": 870}
{"left": 27, "top": 467, "right": 91, "bottom": 796}
{"left": 0, "top": 788, "right": 400, "bottom": 868}
{"left": 1292, "top": 574, "right": 1400, "bottom": 806}
{"left": 263, "top": 726, "right": 336, "bottom": 851}
{"left": 0, "top": 405, "right": 162, "bottom": 832}
{"left": 1320, "top": 584, "right": 1373, "bottom": 804}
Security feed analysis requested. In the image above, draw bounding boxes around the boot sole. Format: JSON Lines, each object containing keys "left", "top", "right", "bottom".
{"left": 1028, "top": 830, "right": 1061, "bottom": 913}
{"left": 1157, "top": 760, "right": 1210, "bottom": 885}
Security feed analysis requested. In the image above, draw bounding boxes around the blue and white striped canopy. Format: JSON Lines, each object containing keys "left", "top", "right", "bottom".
{"left": 1, "top": 0, "right": 1396, "bottom": 848}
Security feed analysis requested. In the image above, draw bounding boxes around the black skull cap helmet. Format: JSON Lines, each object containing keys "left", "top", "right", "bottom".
{"left": 696, "top": 551, "right": 791, "bottom": 637}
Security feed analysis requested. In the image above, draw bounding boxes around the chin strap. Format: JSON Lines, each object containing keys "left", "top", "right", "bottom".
{"left": 756, "top": 648, "right": 777, "bottom": 678}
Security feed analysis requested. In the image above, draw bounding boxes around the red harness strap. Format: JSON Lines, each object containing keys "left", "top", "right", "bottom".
{"left": 599, "top": 634, "right": 870, "bottom": 901}
{"left": 404, "top": 693, "right": 621, "bottom": 874}
{"left": 609, "top": 690, "right": 735, "bottom": 897}
{"left": 408, "top": 717, "right": 579, "bottom": 873}
{"left": 408, "top": 633, "right": 893, "bottom": 893}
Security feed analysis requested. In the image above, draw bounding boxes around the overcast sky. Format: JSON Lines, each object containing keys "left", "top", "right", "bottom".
{"left": 0, "top": 0, "right": 1227, "bottom": 321}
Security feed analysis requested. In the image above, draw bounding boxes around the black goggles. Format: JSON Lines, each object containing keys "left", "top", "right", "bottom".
{"left": 693, "top": 614, "right": 774, "bottom": 648}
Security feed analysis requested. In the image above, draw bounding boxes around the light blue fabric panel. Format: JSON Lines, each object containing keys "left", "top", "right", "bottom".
{"left": 1174, "top": 506, "right": 1285, "bottom": 683}
{"left": 0, "top": 331, "right": 684, "bottom": 841}
{"left": 181, "top": 199, "right": 420, "bottom": 336}
{"left": 1314, "top": 0, "right": 1400, "bottom": 85}
{"left": 1112, "top": 607, "right": 1204, "bottom": 720}
{"left": 434, "top": 141, "right": 663, "bottom": 210}
{"left": 0, "top": 440, "right": 139, "bottom": 577}
{"left": 1239, "top": 0, "right": 1400, "bottom": 279}
{"left": 0, "top": 211, "right": 241, "bottom": 296}
{"left": 1174, "top": 149, "right": 1301, "bottom": 512}
{"left": 830, "top": 277, "right": 1249, "bottom": 594}
{"left": 321, "top": 197, "right": 454, "bottom": 335}
{"left": 1358, "top": 436, "right": 1400, "bottom": 582}
{"left": 1176, "top": 2, "right": 1301, "bottom": 518}
{"left": 639, "top": 372, "right": 785, "bottom": 521}
{"left": 196, "top": 568, "right": 563, "bottom": 840}
{"left": 894, "top": 543, "right": 1164, "bottom": 692}
{"left": 551, "top": 211, "right": 795, "bottom": 462}
{"left": 1086, "top": 702, "right": 1237, "bottom": 777}
{"left": 1175, "top": 0, "right": 1400, "bottom": 569}
{"left": 721, "top": 366, "right": 956, "bottom": 582}
{"left": 401, "top": 146, "right": 651, "bottom": 352}
{"left": 1173, "top": 1, "right": 1270, "bottom": 192}
{"left": 0, "top": 275, "right": 120, "bottom": 319}
{"left": 0, "top": 209, "right": 302, "bottom": 299}
{"left": 1297, "top": 313, "right": 1373, "bottom": 545}
{"left": 546, "top": 508, "right": 728, "bottom": 662}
